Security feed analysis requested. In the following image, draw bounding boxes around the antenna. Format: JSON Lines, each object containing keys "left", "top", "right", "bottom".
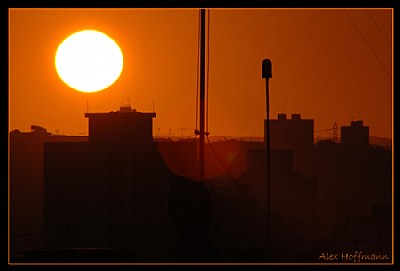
{"left": 194, "top": 8, "right": 208, "bottom": 182}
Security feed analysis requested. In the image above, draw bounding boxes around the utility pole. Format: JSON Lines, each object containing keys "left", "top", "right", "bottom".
{"left": 262, "top": 58, "right": 272, "bottom": 254}
{"left": 195, "top": 8, "right": 207, "bottom": 182}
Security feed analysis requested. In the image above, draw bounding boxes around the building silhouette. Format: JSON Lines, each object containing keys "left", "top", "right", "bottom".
{"left": 240, "top": 148, "right": 318, "bottom": 249}
{"left": 85, "top": 106, "right": 156, "bottom": 147}
{"left": 10, "top": 110, "right": 392, "bottom": 262}
{"left": 266, "top": 113, "right": 314, "bottom": 150}
{"left": 305, "top": 138, "right": 392, "bottom": 243}
{"left": 265, "top": 113, "right": 314, "bottom": 174}
{"left": 341, "top": 120, "right": 369, "bottom": 149}
{"left": 43, "top": 107, "right": 183, "bottom": 260}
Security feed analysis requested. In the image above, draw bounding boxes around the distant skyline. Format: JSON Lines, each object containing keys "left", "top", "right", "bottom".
{"left": 9, "top": 8, "right": 392, "bottom": 138}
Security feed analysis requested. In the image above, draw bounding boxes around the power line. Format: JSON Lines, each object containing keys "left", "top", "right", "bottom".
{"left": 344, "top": 10, "right": 391, "bottom": 79}
{"left": 206, "top": 135, "right": 240, "bottom": 190}
{"left": 364, "top": 9, "right": 391, "bottom": 46}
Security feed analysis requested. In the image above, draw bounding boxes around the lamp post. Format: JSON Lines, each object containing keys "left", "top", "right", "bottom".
{"left": 262, "top": 58, "right": 272, "bottom": 254}
{"left": 198, "top": 8, "right": 206, "bottom": 182}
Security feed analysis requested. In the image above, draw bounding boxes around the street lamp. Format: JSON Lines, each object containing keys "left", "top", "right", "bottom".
{"left": 262, "top": 58, "right": 272, "bottom": 254}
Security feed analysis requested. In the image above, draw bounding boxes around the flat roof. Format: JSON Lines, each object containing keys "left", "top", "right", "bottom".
{"left": 84, "top": 111, "right": 156, "bottom": 118}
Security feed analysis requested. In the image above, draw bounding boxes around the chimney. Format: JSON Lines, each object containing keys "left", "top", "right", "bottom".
{"left": 278, "top": 113, "right": 287, "bottom": 120}
{"left": 292, "top": 114, "right": 301, "bottom": 120}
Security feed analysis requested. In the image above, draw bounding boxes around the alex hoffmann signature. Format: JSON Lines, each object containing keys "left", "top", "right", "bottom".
{"left": 318, "top": 251, "right": 390, "bottom": 263}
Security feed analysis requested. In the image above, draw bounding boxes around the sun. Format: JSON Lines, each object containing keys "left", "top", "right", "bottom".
{"left": 55, "top": 30, "right": 124, "bottom": 93}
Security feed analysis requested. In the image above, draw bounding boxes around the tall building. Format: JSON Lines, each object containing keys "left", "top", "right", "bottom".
{"left": 85, "top": 106, "right": 156, "bottom": 147}
{"left": 43, "top": 106, "right": 179, "bottom": 256}
{"left": 265, "top": 113, "right": 314, "bottom": 175}
{"left": 341, "top": 120, "right": 369, "bottom": 149}
{"left": 265, "top": 113, "right": 314, "bottom": 150}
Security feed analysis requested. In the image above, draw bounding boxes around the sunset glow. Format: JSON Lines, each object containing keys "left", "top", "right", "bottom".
{"left": 55, "top": 30, "right": 123, "bottom": 93}
{"left": 9, "top": 8, "right": 393, "bottom": 263}
{"left": 10, "top": 9, "right": 392, "bottom": 138}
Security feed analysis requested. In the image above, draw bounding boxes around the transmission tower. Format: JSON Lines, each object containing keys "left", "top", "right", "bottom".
{"left": 333, "top": 122, "right": 338, "bottom": 142}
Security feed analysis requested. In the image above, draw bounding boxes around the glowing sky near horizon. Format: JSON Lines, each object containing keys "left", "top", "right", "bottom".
{"left": 9, "top": 8, "right": 392, "bottom": 139}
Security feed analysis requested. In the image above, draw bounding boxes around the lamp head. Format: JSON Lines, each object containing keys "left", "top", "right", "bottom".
{"left": 262, "top": 59, "right": 272, "bottom": 79}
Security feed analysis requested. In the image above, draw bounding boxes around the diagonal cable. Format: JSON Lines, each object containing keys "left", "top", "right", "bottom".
{"left": 364, "top": 9, "right": 391, "bottom": 46}
{"left": 344, "top": 10, "right": 391, "bottom": 79}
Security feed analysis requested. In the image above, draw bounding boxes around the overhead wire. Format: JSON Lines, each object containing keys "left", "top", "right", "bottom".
{"left": 364, "top": 9, "right": 391, "bottom": 46}
{"left": 344, "top": 10, "right": 391, "bottom": 79}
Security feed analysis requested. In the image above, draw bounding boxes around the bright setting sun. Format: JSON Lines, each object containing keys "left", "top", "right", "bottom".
{"left": 55, "top": 29, "right": 123, "bottom": 93}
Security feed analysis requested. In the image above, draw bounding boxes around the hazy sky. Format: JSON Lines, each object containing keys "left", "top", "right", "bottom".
{"left": 9, "top": 8, "right": 392, "bottom": 138}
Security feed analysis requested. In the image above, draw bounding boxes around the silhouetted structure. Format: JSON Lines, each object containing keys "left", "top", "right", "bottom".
{"left": 168, "top": 176, "right": 213, "bottom": 260}
{"left": 41, "top": 106, "right": 223, "bottom": 262}
{"left": 85, "top": 107, "right": 156, "bottom": 147}
{"left": 241, "top": 149, "right": 318, "bottom": 248}
{"left": 10, "top": 112, "right": 391, "bottom": 262}
{"left": 43, "top": 107, "right": 181, "bottom": 261}
{"left": 246, "top": 149, "right": 294, "bottom": 180}
{"left": 265, "top": 113, "right": 314, "bottom": 177}
{"left": 266, "top": 113, "right": 314, "bottom": 150}
{"left": 303, "top": 138, "right": 392, "bottom": 243}
{"left": 315, "top": 204, "right": 391, "bottom": 258}
{"left": 262, "top": 58, "right": 272, "bottom": 254}
{"left": 10, "top": 126, "right": 87, "bottom": 257}
{"left": 341, "top": 120, "right": 369, "bottom": 149}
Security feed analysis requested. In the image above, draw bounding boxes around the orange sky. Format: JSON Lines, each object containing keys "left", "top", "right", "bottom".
{"left": 9, "top": 8, "right": 392, "bottom": 139}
